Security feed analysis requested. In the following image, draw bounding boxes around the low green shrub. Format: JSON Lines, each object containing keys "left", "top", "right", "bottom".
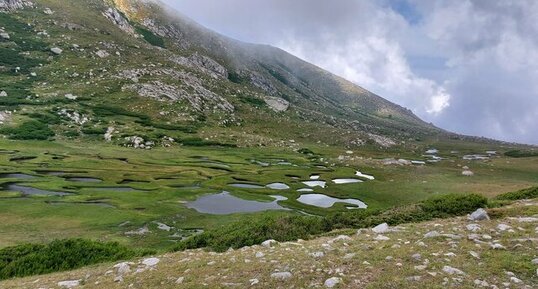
{"left": 495, "top": 186, "right": 538, "bottom": 201}
{"left": 175, "top": 193, "right": 488, "bottom": 252}
{"left": 0, "top": 120, "right": 54, "bottom": 140}
{"left": 180, "top": 137, "right": 236, "bottom": 147}
{"left": 420, "top": 193, "right": 488, "bottom": 217}
{"left": 0, "top": 239, "right": 150, "bottom": 280}
{"left": 135, "top": 26, "right": 165, "bottom": 48}
{"left": 176, "top": 215, "right": 328, "bottom": 252}
{"left": 239, "top": 96, "right": 266, "bottom": 107}
{"left": 504, "top": 150, "right": 538, "bottom": 158}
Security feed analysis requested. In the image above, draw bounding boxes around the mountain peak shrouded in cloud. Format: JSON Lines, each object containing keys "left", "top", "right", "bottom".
{"left": 162, "top": 0, "right": 538, "bottom": 145}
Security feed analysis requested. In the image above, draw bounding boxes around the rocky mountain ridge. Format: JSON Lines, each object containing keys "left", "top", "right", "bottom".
{"left": 0, "top": 0, "right": 458, "bottom": 150}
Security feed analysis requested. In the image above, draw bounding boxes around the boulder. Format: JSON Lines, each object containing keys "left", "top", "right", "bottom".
{"left": 442, "top": 266, "right": 465, "bottom": 275}
{"left": 270, "top": 271, "right": 292, "bottom": 280}
{"left": 141, "top": 257, "right": 160, "bottom": 267}
{"left": 0, "top": 91, "right": 7, "bottom": 97}
{"left": 372, "top": 223, "right": 390, "bottom": 234}
{"left": 261, "top": 239, "right": 277, "bottom": 247}
{"left": 324, "top": 277, "right": 342, "bottom": 288}
{"left": 468, "top": 208, "right": 490, "bottom": 221}
{"left": 57, "top": 280, "right": 81, "bottom": 288}
{"left": 51, "top": 47, "right": 63, "bottom": 55}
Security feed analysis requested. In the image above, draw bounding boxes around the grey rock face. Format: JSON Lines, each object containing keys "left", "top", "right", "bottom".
{"left": 103, "top": 8, "right": 136, "bottom": 36}
{"left": 120, "top": 69, "right": 234, "bottom": 113}
{"left": 171, "top": 53, "right": 228, "bottom": 79}
{"left": 263, "top": 96, "right": 289, "bottom": 112}
{"left": 0, "top": 0, "right": 33, "bottom": 12}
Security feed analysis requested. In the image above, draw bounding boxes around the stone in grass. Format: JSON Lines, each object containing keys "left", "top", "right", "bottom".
{"left": 0, "top": 91, "right": 7, "bottom": 97}
{"left": 261, "top": 239, "right": 277, "bottom": 247}
{"left": 372, "top": 223, "right": 390, "bottom": 234}
{"left": 324, "top": 277, "right": 342, "bottom": 288}
{"left": 57, "top": 280, "right": 81, "bottom": 288}
{"left": 51, "top": 47, "right": 63, "bottom": 55}
{"left": 442, "top": 266, "right": 465, "bottom": 275}
{"left": 271, "top": 271, "right": 292, "bottom": 280}
{"left": 468, "top": 208, "right": 490, "bottom": 221}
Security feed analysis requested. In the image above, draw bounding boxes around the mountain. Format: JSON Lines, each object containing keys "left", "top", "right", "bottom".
{"left": 0, "top": 0, "right": 448, "bottom": 149}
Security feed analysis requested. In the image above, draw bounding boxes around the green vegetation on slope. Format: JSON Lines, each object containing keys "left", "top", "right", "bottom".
{"left": 175, "top": 193, "right": 488, "bottom": 252}
{"left": 0, "top": 120, "right": 55, "bottom": 140}
{"left": 0, "top": 239, "right": 150, "bottom": 280}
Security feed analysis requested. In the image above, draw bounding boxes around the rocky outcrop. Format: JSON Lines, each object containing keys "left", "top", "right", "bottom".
{"left": 119, "top": 68, "right": 234, "bottom": 112}
{"left": 263, "top": 96, "right": 289, "bottom": 112}
{"left": 103, "top": 8, "right": 136, "bottom": 36}
{"left": 0, "top": 0, "right": 33, "bottom": 12}
{"left": 170, "top": 53, "right": 228, "bottom": 80}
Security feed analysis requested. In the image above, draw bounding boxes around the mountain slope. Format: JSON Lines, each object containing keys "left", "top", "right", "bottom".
{"left": 0, "top": 0, "right": 445, "bottom": 150}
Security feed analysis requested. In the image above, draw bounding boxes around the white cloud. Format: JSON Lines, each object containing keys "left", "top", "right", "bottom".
{"left": 163, "top": 0, "right": 538, "bottom": 144}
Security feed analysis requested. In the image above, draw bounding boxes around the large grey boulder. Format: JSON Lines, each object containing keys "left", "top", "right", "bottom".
{"left": 51, "top": 47, "right": 63, "bottom": 55}
{"left": 468, "top": 208, "right": 490, "bottom": 221}
{"left": 372, "top": 223, "right": 390, "bottom": 234}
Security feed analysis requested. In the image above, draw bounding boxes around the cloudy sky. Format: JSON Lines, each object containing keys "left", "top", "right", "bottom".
{"left": 162, "top": 0, "right": 538, "bottom": 145}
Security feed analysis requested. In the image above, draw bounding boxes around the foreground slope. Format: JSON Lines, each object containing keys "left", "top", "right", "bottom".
{"left": 2, "top": 199, "right": 537, "bottom": 288}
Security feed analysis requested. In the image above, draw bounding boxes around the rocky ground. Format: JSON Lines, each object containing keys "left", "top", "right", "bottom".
{"left": 2, "top": 200, "right": 537, "bottom": 289}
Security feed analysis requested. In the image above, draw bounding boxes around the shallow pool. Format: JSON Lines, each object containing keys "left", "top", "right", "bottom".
{"left": 186, "top": 192, "right": 288, "bottom": 215}
{"left": 297, "top": 194, "right": 367, "bottom": 209}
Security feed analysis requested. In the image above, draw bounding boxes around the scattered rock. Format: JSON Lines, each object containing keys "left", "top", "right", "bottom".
{"left": 490, "top": 243, "right": 506, "bottom": 250}
{"left": 424, "top": 231, "right": 441, "bottom": 238}
{"left": 497, "top": 224, "right": 512, "bottom": 231}
{"left": 65, "top": 93, "right": 78, "bottom": 100}
{"left": 372, "top": 223, "right": 390, "bottom": 234}
{"left": 466, "top": 223, "right": 481, "bottom": 232}
{"left": 324, "top": 277, "right": 342, "bottom": 288}
{"left": 57, "top": 280, "right": 81, "bottom": 288}
{"left": 442, "top": 266, "right": 465, "bottom": 275}
{"left": 0, "top": 91, "right": 7, "bottom": 97}
{"left": 51, "top": 47, "right": 63, "bottom": 55}
{"left": 96, "top": 50, "right": 110, "bottom": 58}
{"left": 462, "top": 170, "right": 474, "bottom": 176}
{"left": 113, "top": 262, "right": 132, "bottom": 276}
{"left": 104, "top": 127, "right": 115, "bottom": 142}
{"left": 255, "top": 251, "right": 264, "bottom": 258}
{"left": 261, "top": 239, "right": 277, "bottom": 248}
{"left": 374, "top": 234, "right": 390, "bottom": 241}
{"left": 469, "top": 208, "right": 490, "bottom": 221}
{"left": 43, "top": 7, "right": 53, "bottom": 14}
{"left": 270, "top": 271, "right": 292, "bottom": 280}
{"left": 310, "top": 251, "right": 324, "bottom": 258}
{"left": 141, "top": 257, "right": 160, "bottom": 267}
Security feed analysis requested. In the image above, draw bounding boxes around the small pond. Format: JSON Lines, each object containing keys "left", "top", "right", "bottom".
{"left": 265, "top": 183, "right": 290, "bottom": 190}
{"left": 66, "top": 177, "right": 102, "bottom": 183}
{"left": 6, "top": 184, "right": 72, "bottom": 196}
{"left": 0, "top": 173, "right": 36, "bottom": 179}
{"left": 186, "top": 192, "right": 288, "bottom": 215}
{"left": 355, "top": 171, "right": 375, "bottom": 180}
{"left": 297, "top": 194, "right": 367, "bottom": 209}
{"left": 229, "top": 183, "right": 264, "bottom": 189}
{"left": 332, "top": 178, "right": 363, "bottom": 184}
{"left": 302, "top": 180, "right": 327, "bottom": 188}
{"left": 297, "top": 188, "right": 314, "bottom": 192}
{"left": 89, "top": 187, "right": 146, "bottom": 192}
{"left": 46, "top": 201, "right": 115, "bottom": 208}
